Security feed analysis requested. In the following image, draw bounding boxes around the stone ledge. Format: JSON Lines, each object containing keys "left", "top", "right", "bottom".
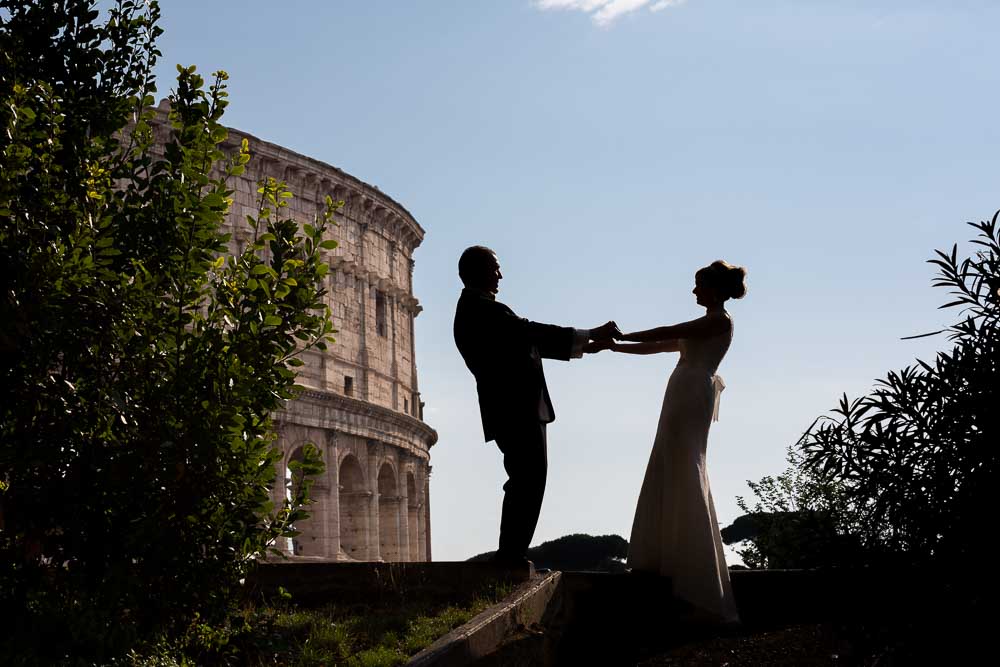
{"left": 245, "top": 561, "right": 534, "bottom": 607}
{"left": 407, "top": 571, "right": 562, "bottom": 667}
{"left": 280, "top": 388, "right": 438, "bottom": 451}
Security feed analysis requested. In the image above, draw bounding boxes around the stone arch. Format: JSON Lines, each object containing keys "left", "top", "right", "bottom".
{"left": 285, "top": 445, "right": 321, "bottom": 557}
{"left": 407, "top": 471, "right": 420, "bottom": 562}
{"left": 378, "top": 462, "right": 401, "bottom": 561}
{"left": 338, "top": 454, "right": 367, "bottom": 560}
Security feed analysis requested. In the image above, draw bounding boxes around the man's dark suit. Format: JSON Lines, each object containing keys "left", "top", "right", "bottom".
{"left": 454, "top": 287, "right": 577, "bottom": 560}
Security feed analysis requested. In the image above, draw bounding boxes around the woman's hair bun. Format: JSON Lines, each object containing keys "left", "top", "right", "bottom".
{"left": 698, "top": 260, "right": 747, "bottom": 300}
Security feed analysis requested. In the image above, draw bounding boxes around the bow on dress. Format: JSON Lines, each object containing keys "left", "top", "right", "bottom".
{"left": 711, "top": 374, "right": 726, "bottom": 422}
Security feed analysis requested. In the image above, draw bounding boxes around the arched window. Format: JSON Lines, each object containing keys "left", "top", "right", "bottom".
{"left": 338, "top": 455, "right": 367, "bottom": 560}
{"left": 285, "top": 446, "right": 321, "bottom": 557}
{"left": 378, "top": 463, "right": 400, "bottom": 561}
{"left": 407, "top": 472, "right": 420, "bottom": 562}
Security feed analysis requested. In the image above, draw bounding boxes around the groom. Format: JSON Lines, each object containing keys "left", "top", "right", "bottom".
{"left": 453, "top": 245, "right": 619, "bottom": 567}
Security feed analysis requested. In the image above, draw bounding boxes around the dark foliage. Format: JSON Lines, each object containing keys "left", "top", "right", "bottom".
{"left": 721, "top": 512, "right": 841, "bottom": 567}
{"left": 0, "top": 2, "right": 335, "bottom": 662}
{"left": 798, "top": 213, "right": 999, "bottom": 568}
{"left": 733, "top": 214, "right": 999, "bottom": 662}
{"left": 727, "top": 445, "right": 861, "bottom": 570}
{"left": 735, "top": 215, "right": 998, "bottom": 570}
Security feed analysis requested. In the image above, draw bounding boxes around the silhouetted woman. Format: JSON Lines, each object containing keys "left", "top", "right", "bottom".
{"left": 587, "top": 260, "right": 747, "bottom": 623}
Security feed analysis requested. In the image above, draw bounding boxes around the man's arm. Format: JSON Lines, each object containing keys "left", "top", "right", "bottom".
{"left": 488, "top": 299, "right": 618, "bottom": 361}
{"left": 569, "top": 329, "right": 590, "bottom": 359}
{"left": 527, "top": 319, "right": 578, "bottom": 361}
{"left": 538, "top": 320, "right": 620, "bottom": 360}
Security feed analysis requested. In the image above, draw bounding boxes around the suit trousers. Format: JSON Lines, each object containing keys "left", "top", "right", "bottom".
{"left": 494, "top": 421, "right": 548, "bottom": 560}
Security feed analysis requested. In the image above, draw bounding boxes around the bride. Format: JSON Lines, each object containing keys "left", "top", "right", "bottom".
{"left": 586, "top": 260, "right": 746, "bottom": 624}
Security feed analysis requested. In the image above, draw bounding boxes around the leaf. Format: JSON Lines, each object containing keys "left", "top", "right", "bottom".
{"left": 203, "top": 192, "right": 225, "bottom": 208}
{"left": 264, "top": 315, "right": 282, "bottom": 326}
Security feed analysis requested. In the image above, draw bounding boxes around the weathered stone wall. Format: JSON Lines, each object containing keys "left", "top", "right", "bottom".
{"left": 151, "top": 103, "right": 437, "bottom": 561}
{"left": 272, "top": 393, "right": 434, "bottom": 562}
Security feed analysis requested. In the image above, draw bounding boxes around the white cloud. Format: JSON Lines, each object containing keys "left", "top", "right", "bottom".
{"left": 533, "top": 0, "right": 686, "bottom": 27}
{"left": 536, "top": 0, "right": 608, "bottom": 9}
{"left": 650, "top": 0, "right": 686, "bottom": 11}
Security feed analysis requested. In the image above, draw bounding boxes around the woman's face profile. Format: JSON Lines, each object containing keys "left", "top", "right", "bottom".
{"left": 692, "top": 275, "right": 718, "bottom": 307}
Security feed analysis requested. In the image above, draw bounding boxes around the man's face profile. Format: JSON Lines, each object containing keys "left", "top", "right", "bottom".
{"left": 481, "top": 252, "right": 502, "bottom": 295}
{"left": 460, "top": 246, "right": 502, "bottom": 294}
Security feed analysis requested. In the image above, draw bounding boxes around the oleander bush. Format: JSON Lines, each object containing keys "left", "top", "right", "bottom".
{"left": 799, "top": 214, "right": 999, "bottom": 568}
{"left": 734, "top": 214, "right": 999, "bottom": 661}
{"left": 736, "top": 214, "right": 998, "bottom": 571}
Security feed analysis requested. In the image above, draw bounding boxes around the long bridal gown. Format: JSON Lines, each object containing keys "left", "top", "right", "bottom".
{"left": 627, "top": 312, "right": 739, "bottom": 623}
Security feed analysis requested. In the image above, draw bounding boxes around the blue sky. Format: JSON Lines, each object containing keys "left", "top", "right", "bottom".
{"left": 152, "top": 1, "right": 998, "bottom": 562}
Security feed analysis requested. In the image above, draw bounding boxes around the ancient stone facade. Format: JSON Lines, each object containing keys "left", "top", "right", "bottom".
{"left": 152, "top": 104, "right": 437, "bottom": 561}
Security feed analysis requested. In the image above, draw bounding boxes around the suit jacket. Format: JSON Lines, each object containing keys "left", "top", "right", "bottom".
{"left": 454, "top": 287, "right": 576, "bottom": 442}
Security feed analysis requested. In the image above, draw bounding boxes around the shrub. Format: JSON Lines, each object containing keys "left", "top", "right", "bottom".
{"left": 0, "top": 1, "right": 335, "bottom": 661}
{"left": 798, "top": 214, "right": 999, "bottom": 568}
{"left": 728, "top": 445, "right": 859, "bottom": 569}
{"left": 734, "top": 215, "right": 998, "bottom": 570}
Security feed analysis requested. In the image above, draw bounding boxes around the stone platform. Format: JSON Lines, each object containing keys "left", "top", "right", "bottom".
{"left": 246, "top": 562, "right": 925, "bottom": 666}
{"left": 246, "top": 560, "right": 534, "bottom": 606}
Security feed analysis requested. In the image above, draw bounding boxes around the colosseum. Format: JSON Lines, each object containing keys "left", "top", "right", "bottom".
{"left": 153, "top": 102, "right": 437, "bottom": 562}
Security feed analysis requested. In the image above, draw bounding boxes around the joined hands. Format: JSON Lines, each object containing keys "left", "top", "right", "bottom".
{"left": 590, "top": 320, "right": 621, "bottom": 342}
{"left": 585, "top": 321, "right": 622, "bottom": 354}
{"left": 583, "top": 339, "right": 614, "bottom": 354}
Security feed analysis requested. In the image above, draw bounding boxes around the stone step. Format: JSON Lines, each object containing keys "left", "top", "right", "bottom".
{"left": 409, "top": 571, "right": 561, "bottom": 667}
{"left": 248, "top": 562, "right": 933, "bottom": 666}
{"left": 544, "top": 572, "right": 691, "bottom": 666}
{"left": 477, "top": 569, "right": 890, "bottom": 666}
{"left": 246, "top": 560, "right": 534, "bottom": 606}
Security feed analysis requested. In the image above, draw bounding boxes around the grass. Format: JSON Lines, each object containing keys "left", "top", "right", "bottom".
{"left": 127, "top": 580, "right": 514, "bottom": 666}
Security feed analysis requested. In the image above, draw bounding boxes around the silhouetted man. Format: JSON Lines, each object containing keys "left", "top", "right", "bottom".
{"left": 453, "top": 245, "right": 619, "bottom": 566}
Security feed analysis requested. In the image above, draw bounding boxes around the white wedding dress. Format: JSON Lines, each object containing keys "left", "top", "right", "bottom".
{"left": 627, "top": 312, "right": 739, "bottom": 623}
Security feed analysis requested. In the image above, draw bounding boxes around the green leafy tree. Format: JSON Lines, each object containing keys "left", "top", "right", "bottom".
{"left": 1, "top": 1, "right": 336, "bottom": 661}
{"left": 726, "top": 444, "right": 859, "bottom": 569}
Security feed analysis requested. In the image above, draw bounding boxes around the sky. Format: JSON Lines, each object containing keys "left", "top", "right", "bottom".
{"left": 149, "top": 0, "right": 999, "bottom": 563}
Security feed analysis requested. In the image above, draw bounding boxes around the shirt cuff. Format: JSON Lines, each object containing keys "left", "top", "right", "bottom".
{"left": 570, "top": 329, "right": 591, "bottom": 359}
